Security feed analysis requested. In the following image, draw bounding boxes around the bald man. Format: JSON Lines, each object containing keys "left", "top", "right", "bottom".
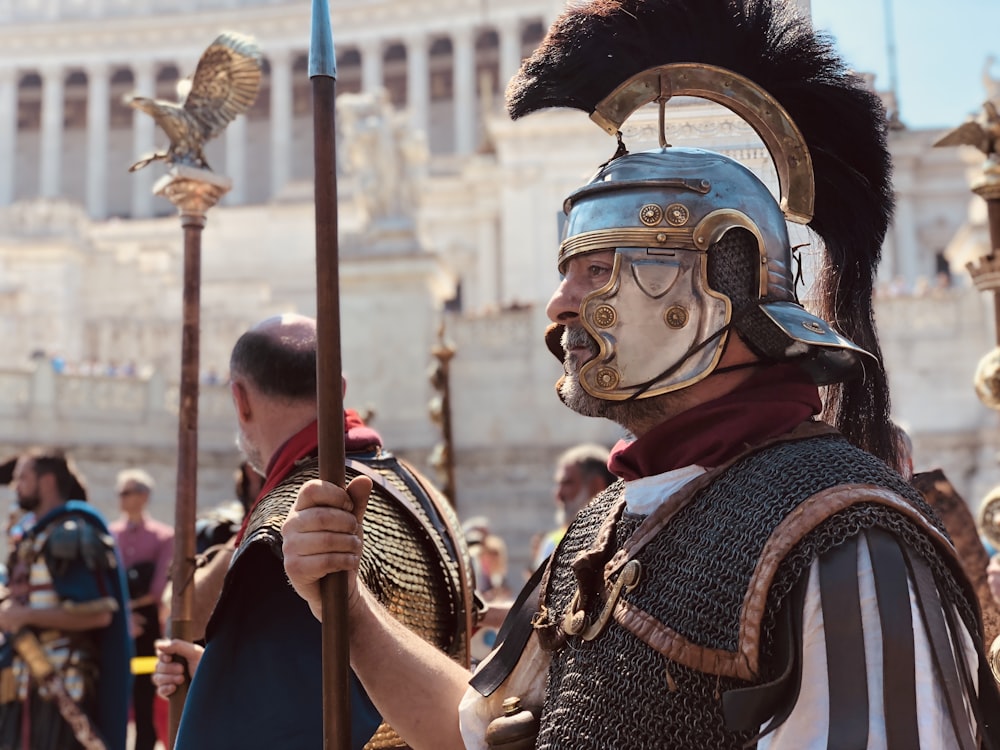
{"left": 156, "top": 315, "right": 473, "bottom": 750}
{"left": 154, "top": 316, "right": 383, "bottom": 750}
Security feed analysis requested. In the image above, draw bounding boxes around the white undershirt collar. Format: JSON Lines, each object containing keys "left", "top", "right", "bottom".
{"left": 623, "top": 464, "right": 708, "bottom": 516}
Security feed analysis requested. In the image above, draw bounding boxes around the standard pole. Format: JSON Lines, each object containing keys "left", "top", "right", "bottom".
{"left": 126, "top": 34, "right": 258, "bottom": 747}
{"left": 309, "top": 2, "right": 350, "bottom": 747}
{"left": 167, "top": 213, "right": 203, "bottom": 749}
{"left": 154, "top": 168, "right": 231, "bottom": 749}
{"left": 973, "top": 179, "right": 1000, "bottom": 346}
{"left": 432, "top": 331, "right": 457, "bottom": 506}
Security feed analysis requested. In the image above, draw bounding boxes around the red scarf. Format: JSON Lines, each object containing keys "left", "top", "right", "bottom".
{"left": 234, "top": 410, "right": 382, "bottom": 543}
{"left": 608, "top": 364, "right": 821, "bottom": 481}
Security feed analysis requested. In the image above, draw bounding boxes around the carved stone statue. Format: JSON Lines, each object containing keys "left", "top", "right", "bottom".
{"left": 127, "top": 32, "right": 262, "bottom": 173}
{"left": 337, "top": 89, "right": 428, "bottom": 224}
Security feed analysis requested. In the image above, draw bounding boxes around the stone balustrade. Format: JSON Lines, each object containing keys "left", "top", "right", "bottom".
{"left": 0, "top": 366, "right": 240, "bottom": 536}
{"left": 0, "top": 366, "right": 234, "bottom": 445}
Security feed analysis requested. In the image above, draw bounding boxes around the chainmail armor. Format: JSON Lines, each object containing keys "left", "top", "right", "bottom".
{"left": 707, "top": 228, "right": 797, "bottom": 361}
{"left": 534, "top": 432, "right": 977, "bottom": 749}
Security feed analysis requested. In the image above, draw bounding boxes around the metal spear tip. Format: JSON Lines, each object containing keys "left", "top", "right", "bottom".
{"left": 309, "top": 0, "right": 337, "bottom": 80}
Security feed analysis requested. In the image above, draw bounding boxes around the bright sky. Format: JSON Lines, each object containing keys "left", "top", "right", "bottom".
{"left": 810, "top": 0, "right": 999, "bottom": 130}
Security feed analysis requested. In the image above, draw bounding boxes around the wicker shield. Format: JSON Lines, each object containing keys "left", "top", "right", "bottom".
{"left": 235, "top": 453, "right": 475, "bottom": 749}
{"left": 353, "top": 455, "right": 476, "bottom": 749}
{"left": 348, "top": 455, "right": 475, "bottom": 665}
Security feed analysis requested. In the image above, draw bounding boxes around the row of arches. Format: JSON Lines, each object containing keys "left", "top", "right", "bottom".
{"left": 11, "top": 21, "right": 546, "bottom": 132}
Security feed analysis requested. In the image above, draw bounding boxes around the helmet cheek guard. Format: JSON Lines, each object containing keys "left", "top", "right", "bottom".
{"left": 577, "top": 247, "right": 730, "bottom": 400}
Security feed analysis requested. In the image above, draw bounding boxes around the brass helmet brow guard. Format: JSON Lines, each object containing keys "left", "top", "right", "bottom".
{"left": 560, "top": 63, "right": 875, "bottom": 401}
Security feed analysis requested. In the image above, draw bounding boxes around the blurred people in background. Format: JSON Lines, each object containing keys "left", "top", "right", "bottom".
{"left": 194, "top": 461, "right": 263, "bottom": 555}
{"left": 462, "top": 516, "right": 491, "bottom": 595}
{"left": 108, "top": 468, "right": 173, "bottom": 750}
{"left": 478, "top": 533, "right": 511, "bottom": 603}
{"left": 462, "top": 517, "right": 513, "bottom": 664}
{"left": 0, "top": 449, "right": 131, "bottom": 750}
{"left": 533, "top": 443, "right": 615, "bottom": 569}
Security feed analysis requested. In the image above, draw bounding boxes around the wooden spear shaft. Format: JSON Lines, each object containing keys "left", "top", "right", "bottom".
{"left": 310, "top": 2, "right": 351, "bottom": 748}
{"left": 987, "top": 200, "right": 1000, "bottom": 256}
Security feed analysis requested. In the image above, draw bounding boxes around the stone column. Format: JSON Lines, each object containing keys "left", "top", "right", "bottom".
{"left": 893, "top": 185, "right": 920, "bottom": 289}
{"left": 498, "top": 19, "right": 523, "bottom": 88}
{"left": 451, "top": 27, "right": 475, "bottom": 155}
{"left": 39, "top": 65, "right": 65, "bottom": 199}
{"left": 405, "top": 33, "right": 430, "bottom": 137}
{"left": 475, "top": 209, "right": 499, "bottom": 312}
{"left": 86, "top": 63, "right": 110, "bottom": 219}
{"left": 0, "top": 69, "right": 16, "bottom": 206}
{"left": 131, "top": 61, "right": 156, "bottom": 218}
{"left": 269, "top": 49, "right": 292, "bottom": 199}
{"left": 361, "top": 39, "right": 384, "bottom": 93}
{"left": 225, "top": 114, "right": 247, "bottom": 204}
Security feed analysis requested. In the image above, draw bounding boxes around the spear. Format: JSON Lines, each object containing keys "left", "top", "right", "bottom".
{"left": 309, "top": 1, "right": 351, "bottom": 748}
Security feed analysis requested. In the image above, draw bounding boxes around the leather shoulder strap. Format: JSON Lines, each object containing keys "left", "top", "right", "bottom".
{"left": 346, "top": 455, "right": 472, "bottom": 663}
{"left": 469, "top": 558, "right": 548, "bottom": 696}
{"left": 393, "top": 458, "right": 476, "bottom": 668}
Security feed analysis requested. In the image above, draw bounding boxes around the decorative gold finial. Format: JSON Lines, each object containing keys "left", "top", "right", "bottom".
{"left": 126, "top": 32, "right": 262, "bottom": 173}
{"left": 934, "top": 101, "right": 1000, "bottom": 161}
{"left": 934, "top": 100, "right": 1000, "bottom": 202}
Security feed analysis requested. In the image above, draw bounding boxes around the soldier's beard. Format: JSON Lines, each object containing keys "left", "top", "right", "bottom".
{"left": 558, "top": 324, "right": 651, "bottom": 429}
{"left": 561, "top": 485, "right": 593, "bottom": 523}
{"left": 236, "top": 428, "right": 266, "bottom": 477}
{"left": 16, "top": 491, "right": 39, "bottom": 513}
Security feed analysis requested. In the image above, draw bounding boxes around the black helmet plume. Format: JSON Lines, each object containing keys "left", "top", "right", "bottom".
{"left": 507, "top": 0, "right": 899, "bottom": 469}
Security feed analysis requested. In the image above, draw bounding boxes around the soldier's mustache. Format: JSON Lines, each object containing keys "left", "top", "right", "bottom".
{"left": 561, "top": 325, "right": 597, "bottom": 355}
